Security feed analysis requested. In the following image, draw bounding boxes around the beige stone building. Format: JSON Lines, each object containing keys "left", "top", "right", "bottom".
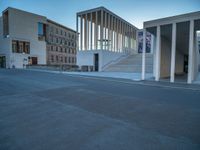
{"left": 46, "top": 19, "right": 77, "bottom": 66}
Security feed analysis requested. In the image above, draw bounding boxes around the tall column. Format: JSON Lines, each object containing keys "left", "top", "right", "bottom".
{"left": 122, "top": 23, "right": 123, "bottom": 52}
{"left": 100, "top": 10, "right": 103, "bottom": 50}
{"left": 84, "top": 14, "right": 88, "bottom": 50}
{"left": 76, "top": 14, "right": 79, "bottom": 51}
{"left": 188, "top": 20, "right": 194, "bottom": 84}
{"left": 155, "top": 25, "right": 161, "bottom": 81}
{"left": 104, "top": 12, "right": 107, "bottom": 50}
{"left": 142, "top": 29, "right": 146, "bottom": 80}
{"left": 87, "top": 15, "right": 89, "bottom": 50}
{"left": 111, "top": 16, "right": 113, "bottom": 51}
{"left": 90, "top": 12, "right": 93, "bottom": 50}
{"left": 116, "top": 19, "right": 119, "bottom": 52}
{"left": 108, "top": 14, "right": 110, "bottom": 51}
{"left": 80, "top": 15, "right": 83, "bottom": 50}
{"left": 170, "top": 23, "right": 176, "bottom": 83}
{"left": 113, "top": 17, "right": 116, "bottom": 52}
{"left": 95, "top": 11, "right": 98, "bottom": 49}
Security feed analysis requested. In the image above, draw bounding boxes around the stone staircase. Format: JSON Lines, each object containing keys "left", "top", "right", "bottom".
{"left": 103, "top": 53, "right": 154, "bottom": 73}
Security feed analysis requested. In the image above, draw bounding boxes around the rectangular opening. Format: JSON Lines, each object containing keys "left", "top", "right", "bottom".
{"left": 12, "top": 40, "right": 30, "bottom": 54}
{"left": 94, "top": 53, "right": 99, "bottom": 71}
{"left": 38, "top": 22, "right": 46, "bottom": 41}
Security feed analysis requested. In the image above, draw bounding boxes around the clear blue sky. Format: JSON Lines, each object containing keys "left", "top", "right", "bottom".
{"left": 0, "top": 0, "right": 199, "bottom": 29}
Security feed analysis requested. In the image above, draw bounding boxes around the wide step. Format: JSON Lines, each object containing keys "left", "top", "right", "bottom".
{"left": 103, "top": 53, "right": 153, "bottom": 73}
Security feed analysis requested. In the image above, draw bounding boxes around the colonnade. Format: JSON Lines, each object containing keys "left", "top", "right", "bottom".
{"left": 76, "top": 7, "right": 137, "bottom": 53}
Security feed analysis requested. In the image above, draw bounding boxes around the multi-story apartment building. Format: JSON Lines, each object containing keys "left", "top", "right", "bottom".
{"left": 0, "top": 7, "right": 77, "bottom": 69}
{"left": 46, "top": 19, "right": 77, "bottom": 66}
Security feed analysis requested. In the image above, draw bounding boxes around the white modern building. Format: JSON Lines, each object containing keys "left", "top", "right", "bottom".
{"left": 76, "top": 7, "right": 138, "bottom": 71}
{"left": 142, "top": 11, "right": 200, "bottom": 84}
{"left": 76, "top": 7, "right": 200, "bottom": 84}
{"left": 0, "top": 7, "right": 47, "bottom": 68}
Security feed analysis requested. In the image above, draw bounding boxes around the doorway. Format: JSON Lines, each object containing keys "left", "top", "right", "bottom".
{"left": 94, "top": 53, "right": 99, "bottom": 71}
{"left": 0, "top": 56, "right": 6, "bottom": 68}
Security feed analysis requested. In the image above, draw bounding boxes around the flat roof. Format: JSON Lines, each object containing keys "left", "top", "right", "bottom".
{"left": 47, "top": 19, "right": 76, "bottom": 33}
{"left": 2, "top": 7, "right": 76, "bottom": 33}
{"left": 144, "top": 11, "right": 200, "bottom": 28}
{"left": 77, "top": 6, "right": 138, "bottom": 30}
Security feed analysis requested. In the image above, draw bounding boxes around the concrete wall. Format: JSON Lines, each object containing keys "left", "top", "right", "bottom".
{"left": 160, "top": 36, "right": 184, "bottom": 78}
{"left": 160, "top": 37, "right": 171, "bottom": 78}
{"left": 175, "top": 51, "right": 184, "bottom": 74}
{"left": 0, "top": 8, "right": 47, "bottom": 68}
{"left": 0, "top": 17, "right": 11, "bottom": 68}
{"left": 77, "top": 50, "right": 125, "bottom": 71}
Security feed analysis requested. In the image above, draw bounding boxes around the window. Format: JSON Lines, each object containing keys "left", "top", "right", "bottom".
{"left": 56, "top": 56, "right": 58, "bottom": 62}
{"left": 60, "top": 56, "right": 63, "bottom": 62}
{"left": 38, "top": 23, "right": 44, "bottom": 35}
{"left": 19, "top": 42, "right": 24, "bottom": 53}
{"left": 56, "top": 28, "right": 58, "bottom": 34}
{"left": 51, "top": 46, "right": 54, "bottom": 51}
{"left": 56, "top": 47, "right": 58, "bottom": 51}
{"left": 60, "top": 47, "right": 62, "bottom": 52}
{"left": 12, "top": 41, "right": 17, "bottom": 53}
{"left": 38, "top": 22, "right": 46, "bottom": 41}
{"left": 56, "top": 38, "right": 58, "bottom": 43}
{"left": 51, "top": 55, "right": 54, "bottom": 62}
{"left": 65, "top": 57, "right": 67, "bottom": 63}
{"left": 12, "top": 40, "right": 30, "bottom": 54}
{"left": 61, "top": 30, "right": 63, "bottom": 35}
{"left": 24, "top": 42, "right": 30, "bottom": 54}
{"left": 51, "top": 26, "right": 54, "bottom": 32}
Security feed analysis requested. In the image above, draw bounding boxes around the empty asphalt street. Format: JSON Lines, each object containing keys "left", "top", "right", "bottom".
{"left": 0, "top": 69, "right": 200, "bottom": 150}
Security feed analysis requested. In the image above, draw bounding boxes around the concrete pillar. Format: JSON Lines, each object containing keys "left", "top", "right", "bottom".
{"left": 116, "top": 19, "right": 119, "bottom": 52}
{"left": 80, "top": 15, "right": 83, "bottom": 50}
{"left": 155, "top": 26, "right": 161, "bottom": 81}
{"left": 136, "top": 30, "right": 138, "bottom": 54}
{"left": 170, "top": 23, "right": 176, "bottom": 83}
{"left": 84, "top": 14, "right": 88, "bottom": 50}
{"left": 76, "top": 14, "right": 79, "bottom": 51}
{"left": 110, "top": 16, "right": 113, "bottom": 51}
{"left": 104, "top": 12, "right": 107, "bottom": 50}
{"left": 100, "top": 10, "right": 103, "bottom": 50}
{"left": 95, "top": 11, "right": 98, "bottom": 49}
{"left": 142, "top": 29, "right": 146, "bottom": 80}
{"left": 90, "top": 13, "right": 93, "bottom": 50}
{"left": 188, "top": 20, "right": 194, "bottom": 84}
{"left": 113, "top": 17, "right": 116, "bottom": 52}
{"left": 108, "top": 14, "right": 110, "bottom": 51}
{"left": 122, "top": 22, "right": 124, "bottom": 52}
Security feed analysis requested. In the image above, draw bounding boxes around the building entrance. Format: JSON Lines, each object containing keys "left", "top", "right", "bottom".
{"left": 0, "top": 56, "right": 6, "bottom": 68}
{"left": 94, "top": 53, "right": 99, "bottom": 71}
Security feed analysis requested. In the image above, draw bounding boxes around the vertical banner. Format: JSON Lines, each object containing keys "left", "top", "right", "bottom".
{"left": 138, "top": 31, "right": 151, "bottom": 53}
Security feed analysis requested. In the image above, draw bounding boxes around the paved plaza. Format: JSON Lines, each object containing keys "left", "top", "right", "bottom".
{"left": 0, "top": 69, "right": 200, "bottom": 150}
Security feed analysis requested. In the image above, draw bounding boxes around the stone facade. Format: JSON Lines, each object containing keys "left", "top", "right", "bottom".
{"left": 46, "top": 20, "right": 77, "bottom": 66}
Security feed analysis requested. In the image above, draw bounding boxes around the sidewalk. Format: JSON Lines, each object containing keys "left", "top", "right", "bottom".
{"left": 63, "top": 72, "right": 154, "bottom": 81}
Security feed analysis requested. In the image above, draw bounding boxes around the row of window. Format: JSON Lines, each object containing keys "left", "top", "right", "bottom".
{"left": 49, "top": 46, "right": 76, "bottom": 54}
{"left": 49, "top": 26, "right": 76, "bottom": 39}
{"left": 12, "top": 40, "right": 30, "bottom": 54}
{"left": 50, "top": 55, "right": 76, "bottom": 64}
{"left": 48, "top": 36, "right": 76, "bottom": 47}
